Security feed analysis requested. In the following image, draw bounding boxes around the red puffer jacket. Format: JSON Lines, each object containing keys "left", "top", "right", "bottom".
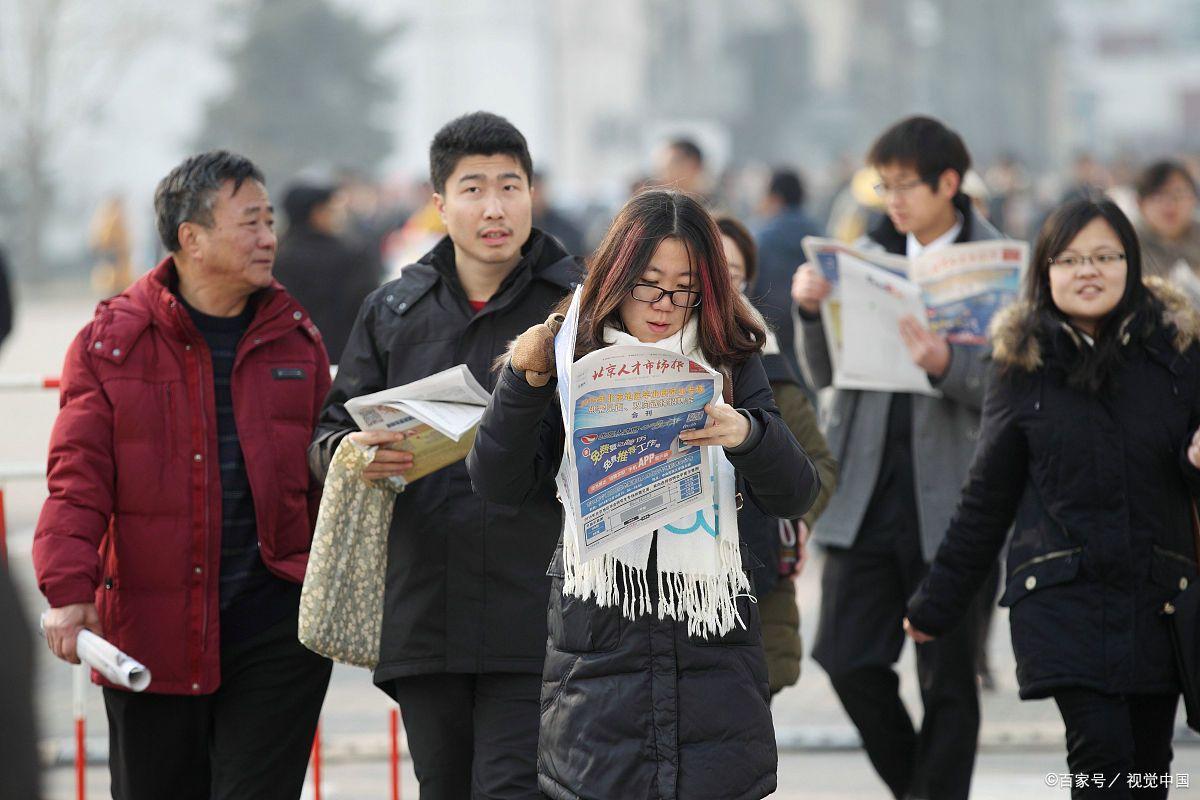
{"left": 33, "top": 259, "right": 330, "bottom": 695}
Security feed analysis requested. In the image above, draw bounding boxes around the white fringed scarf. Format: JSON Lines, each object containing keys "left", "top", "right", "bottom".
{"left": 558, "top": 319, "right": 751, "bottom": 638}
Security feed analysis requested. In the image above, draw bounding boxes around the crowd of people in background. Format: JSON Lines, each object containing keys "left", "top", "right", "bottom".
{"left": 66, "top": 135, "right": 1200, "bottom": 315}
{"left": 64, "top": 132, "right": 1199, "bottom": 357}
{"left": 259, "top": 142, "right": 1199, "bottom": 289}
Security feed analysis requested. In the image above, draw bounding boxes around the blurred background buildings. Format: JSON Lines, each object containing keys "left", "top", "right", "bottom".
{"left": 0, "top": 0, "right": 1197, "bottom": 282}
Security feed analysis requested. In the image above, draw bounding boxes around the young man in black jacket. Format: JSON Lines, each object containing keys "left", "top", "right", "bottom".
{"left": 309, "top": 112, "right": 580, "bottom": 800}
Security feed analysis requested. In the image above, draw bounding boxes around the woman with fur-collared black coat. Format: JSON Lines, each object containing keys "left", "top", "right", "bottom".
{"left": 905, "top": 198, "right": 1200, "bottom": 799}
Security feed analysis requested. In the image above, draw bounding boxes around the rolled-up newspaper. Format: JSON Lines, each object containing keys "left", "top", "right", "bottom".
{"left": 40, "top": 613, "right": 151, "bottom": 692}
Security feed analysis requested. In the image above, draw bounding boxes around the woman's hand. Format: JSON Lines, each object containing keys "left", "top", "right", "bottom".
{"left": 1188, "top": 426, "right": 1200, "bottom": 470}
{"left": 348, "top": 430, "right": 415, "bottom": 480}
{"left": 679, "top": 402, "right": 751, "bottom": 449}
{"left": 511, "top": 313, "right": 565, "bottom": 387}
{"left": 903, "top": 617, "right": 934, "bottom": 644}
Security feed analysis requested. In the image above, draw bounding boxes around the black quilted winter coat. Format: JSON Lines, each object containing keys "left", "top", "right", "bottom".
{"left": 467, "top": 353, "right": 819, "bottom": 800}
{"left": 908, "top": 279, "right": 1200, "bottom": 700}
{"left": 309, "top": 232, "right": 580, "bottom": 688}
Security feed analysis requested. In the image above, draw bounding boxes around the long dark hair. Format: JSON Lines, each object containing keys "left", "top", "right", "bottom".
{"left": 1024, "top": 197, "right": 1151, "bottom": 392}
{"left": 715, "top": 216, "right": 758, "bottom": 289}
{"left": 555, "top": 190, "right": 765, "bottom": 371}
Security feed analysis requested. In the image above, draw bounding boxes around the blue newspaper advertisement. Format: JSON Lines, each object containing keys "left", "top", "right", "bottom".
{"left": 557, "top": 342, "right": 722, "bottom": 562}
{"left": 908, "top": 240, "right": 1028, "bottom": 345}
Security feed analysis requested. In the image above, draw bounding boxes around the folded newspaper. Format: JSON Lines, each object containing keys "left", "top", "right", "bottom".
{"left": 802, "top": 236, "right": 1027, "bottom": 394}
{"left": 553, "top": 288, "right": 721, "bottom": 562}
{"left": 344, "top": 365, "right": 491, "bottom": 487}
{"left": 40, "top": 614, "right": 151, "bottom": 691}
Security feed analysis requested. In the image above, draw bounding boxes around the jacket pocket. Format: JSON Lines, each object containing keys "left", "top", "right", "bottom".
{"left": 97, "top": 577, "right": 116, "bottom": 638}
{"left": 1151, "top": 545, "right": 1199, "bottom": 595}
{"left": 999, "top": 547, "right": 1083, "bottom": 607}
{"left": 263, "top": 359, "right": 317, "bottom": 423}
{"left": 546, "top": 544, "right": 621, "bottom": 654}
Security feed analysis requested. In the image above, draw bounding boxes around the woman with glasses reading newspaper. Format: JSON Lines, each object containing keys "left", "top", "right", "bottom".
{"left": 467, "top": 190, "right": 818, "bottom": 800}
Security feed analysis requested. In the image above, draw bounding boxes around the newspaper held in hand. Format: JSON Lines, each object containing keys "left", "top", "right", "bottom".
{"left": 344, "top": 365, "right": 492, "bottom": 488}
{"left": 907, "top": 240, "right": 1028, "bottom": 344}
{"left": 837, "top": 256, "right": 934, "bottom": 394}
{"left": 553, "top": 288, "right": 722, "bottom": 562}
{"left": 39, "top": 613, "right": 151, "bottom": 691}
{"left": 802, "top": 236, "right": 1027, "bottom": 394}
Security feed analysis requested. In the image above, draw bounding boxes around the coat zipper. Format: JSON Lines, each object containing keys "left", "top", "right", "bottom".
{"left": 194, "top": 298, "right": 286, "bottom": 652}
{"left": 1009, "top": 546, "right": 1082, "bottom": 579}
{"left": 174, "top": 300, "right": 213, "bottom": 656}
{"left": 196, "top": 345, "right": 211, "bottom": 650}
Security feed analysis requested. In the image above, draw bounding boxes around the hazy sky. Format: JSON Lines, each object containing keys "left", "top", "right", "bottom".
{"left": 4, "top": 0, "right": 1198, "bottom": 270}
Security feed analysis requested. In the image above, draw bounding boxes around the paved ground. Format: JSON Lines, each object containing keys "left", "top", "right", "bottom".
{"left": 7, "top": 290, "right": 1200, "bottom": 798}
{"left": 36, "top": 749, "right": 1200, "bottom": 799}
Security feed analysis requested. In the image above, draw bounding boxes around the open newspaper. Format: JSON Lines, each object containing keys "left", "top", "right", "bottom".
{"left": 802, "top": 237, "right": 1027, "bottom": 394}
{"left": 344, "top": 365, "right": 491, "bottom": 487}
{"left": 553, "top": 288, "right": 721, "bottom": 562}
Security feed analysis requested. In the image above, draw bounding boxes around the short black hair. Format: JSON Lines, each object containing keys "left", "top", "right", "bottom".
{"left": 867, "top": 116, "right": 971, "bottom": 192}
{"left": 767, "top": 168, "right": 805, "bottom": 208}
{"left": 429, "top": 111, "right": 533, "bottom": 194}
{"left": 669, "top": 138, "right": 704, "bottom": 167}
{"left": 283, "top": 182, "right": 337, "bottom": 229}
{"left": 154, "top": 151, "right": 265, "bottom": 252}
{"left": 1136, "top": 159, "right": 1198, "bottom": 200}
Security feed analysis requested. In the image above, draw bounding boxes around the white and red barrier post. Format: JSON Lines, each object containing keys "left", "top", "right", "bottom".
{"left": 391, "top": 706, "right": 402, "bottom": 800}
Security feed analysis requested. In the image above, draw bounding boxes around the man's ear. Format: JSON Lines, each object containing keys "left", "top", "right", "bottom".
{"left": 177, "top": 222, "right": 203, "bottom": 259}
{"left": 939, "top": 169, "right": 962, "bottom": 198}
{"left": 432, "top": 192, "right": 447, "bottom": 224}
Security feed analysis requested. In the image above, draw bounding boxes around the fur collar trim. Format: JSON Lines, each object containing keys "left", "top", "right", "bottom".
{"left": 989, "top": 277, "right": 1200, "bottom": 371}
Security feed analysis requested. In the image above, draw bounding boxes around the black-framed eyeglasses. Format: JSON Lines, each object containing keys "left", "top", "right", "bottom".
{"left": 1048, "top": 252, "right": 1126, "bottom": 269}
{"left": 629, "top": 283, "right": 702, "bottom": 308}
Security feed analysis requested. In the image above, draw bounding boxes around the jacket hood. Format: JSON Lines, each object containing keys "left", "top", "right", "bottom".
{"left": 990, "top": 276, "right": 1200, "bottom": 372}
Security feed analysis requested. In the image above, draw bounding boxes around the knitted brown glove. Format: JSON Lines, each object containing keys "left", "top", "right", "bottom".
{"left": 510, "top": 313, "right": 565, "bottom": 387}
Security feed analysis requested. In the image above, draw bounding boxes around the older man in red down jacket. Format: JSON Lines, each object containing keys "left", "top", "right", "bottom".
{"left": 34, "top": 151, "right": 332, "bottom": 800}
